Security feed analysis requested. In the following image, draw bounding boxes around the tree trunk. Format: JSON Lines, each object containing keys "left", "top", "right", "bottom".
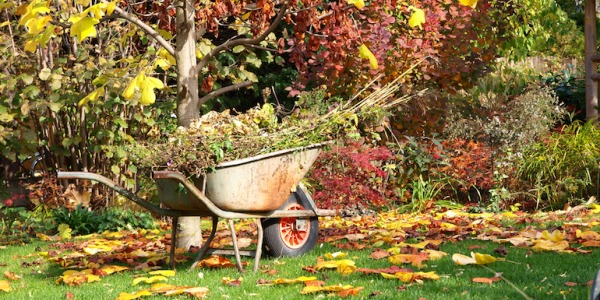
{"left": 175, "top": 0, "right": 200, "bottom": 127}
{"left": 175, "top": 0, "right": 202, "bottom": 249}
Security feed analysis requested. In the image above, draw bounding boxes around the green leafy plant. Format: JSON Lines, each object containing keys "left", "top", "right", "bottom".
{"left": 500, "top": 0, "right": 584, "bottom": 60}
{"left": 51, "top": 204, "right": 99, "bottom": 236}
{"left": 0, "top": 203, "right": 26, "bottom": 236}
{"left": 518, "top": 121, "right": 600, "bottom": 209}
{"left": 96, "top": 208, "right": 158, "bottom": 233}
{"left": 399, "top": 175, "right": 447, "bottom": 213}
{"left": 542, "top": 68, "right": 585, "bottom": 121}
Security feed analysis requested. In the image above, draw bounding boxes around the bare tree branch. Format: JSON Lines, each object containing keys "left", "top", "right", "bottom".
{"left": 196, "top": 0, "right": 290, "bottom": 73}
{"left": 112, "top": 7, "right": 175, "bottom": 56}
{"left": 246, "top": 44, "right": 292, "bottom": 53}
{"left": 198, "top": 81, "right": 254, "bottom": 105}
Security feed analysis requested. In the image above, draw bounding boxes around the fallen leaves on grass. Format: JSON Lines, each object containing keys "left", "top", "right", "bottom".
{"left": 196, "top": 255, "right": 237, "bottom": 268}
{"left": 452, "top": 252, "right": 497, "bottom": 265}
{"left": 257, "top": 276, "right": 318, "bottom": 285}
{"left": 472, "top": 277, "right": 502, "bottom": 284}
{"left": 222, "top": 277, "right": 243, "bottom": 286}
{"left": 314, "top": 258, "right": 357, "bottom": 276}
{"left": 0, "top": 280, "right": 12, "bottom": 292}
{"left": 301, "top": 284, "right": 363, "bottom": 297}
{"left": 3, "top": 271, "right": 21, "bottom": 281}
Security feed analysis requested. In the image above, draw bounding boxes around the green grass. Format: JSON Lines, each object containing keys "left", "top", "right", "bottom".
{"left": 0, "top": 233, "right": 599, "bottom": 299}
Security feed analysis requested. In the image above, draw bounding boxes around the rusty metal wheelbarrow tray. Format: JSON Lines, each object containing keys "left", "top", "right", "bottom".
{"left": 57, "top": 142, "right": 335, "bottom": 272}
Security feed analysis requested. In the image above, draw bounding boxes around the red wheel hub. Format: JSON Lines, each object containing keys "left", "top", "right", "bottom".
{"left": 279, "top": 203, "right": 310, "bottom": 249}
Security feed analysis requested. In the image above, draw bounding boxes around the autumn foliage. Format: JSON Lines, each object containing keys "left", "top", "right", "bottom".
{"left": 309, "top": 141, "right": 395, "bottom": 210}
{"left": 290, "top": 0, "right": 514, "bottom": 96}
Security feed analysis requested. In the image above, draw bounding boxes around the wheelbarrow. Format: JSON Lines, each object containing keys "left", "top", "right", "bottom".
{"left": 57, "top": 142, "right": 336, "bottom": 272}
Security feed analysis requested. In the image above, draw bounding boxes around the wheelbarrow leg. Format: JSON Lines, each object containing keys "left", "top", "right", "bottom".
{"left": 169, "top": 217, "right": 178, "bottom": 269}
{"left": 229, "top": 219, "right": 244, "bottom": 272}
{"left": 190, "top": 216, "right": 219, "bottom": 270}
{"left": 254, "top": 219, "right": 263, "bottom": 272}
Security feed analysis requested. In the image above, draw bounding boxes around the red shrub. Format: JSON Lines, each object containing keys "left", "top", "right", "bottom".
{"left": 308, "top": 141, "right": 395, "bottom": 210}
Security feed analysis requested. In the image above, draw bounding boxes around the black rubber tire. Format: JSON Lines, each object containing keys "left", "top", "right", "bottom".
{"left": 261, "top": 186, "right": 319, "bottom": 257}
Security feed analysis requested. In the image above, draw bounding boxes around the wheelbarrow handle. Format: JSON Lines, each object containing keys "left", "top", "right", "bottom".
{"left": 56, "top": 171, "right": 200, "bottom": 217}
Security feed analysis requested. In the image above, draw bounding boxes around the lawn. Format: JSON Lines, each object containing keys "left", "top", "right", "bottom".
{"left": 1, "top": 208, "right": 600, "bottom": 299}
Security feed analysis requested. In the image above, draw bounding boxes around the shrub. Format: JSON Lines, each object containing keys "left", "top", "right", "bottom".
{"left": 517, "top": 121, "right": 600, "bottom": 209}
{"left": 52, "top": 205, "right": 158, "bottom": 236}
{"left": 308, "top": 140, "right": 395, "bottom": 210}
{"left": 542, "top": 68, "right": 585, "bottom": 122}
{"left": 445, "top": 83, "right": 568, "bottom": 153}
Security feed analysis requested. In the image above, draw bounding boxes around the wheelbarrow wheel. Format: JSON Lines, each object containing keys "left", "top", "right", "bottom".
{"left": 262, "top": 186, "right": 318, "bottom": 257}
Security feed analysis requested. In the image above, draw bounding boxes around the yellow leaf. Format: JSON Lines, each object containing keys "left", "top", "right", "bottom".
{"left": 148, "top": 270, "right": 176, "bottom": 277}
{"left": 149, "top": 283, "right": 178, "bottom": 293}
{"left": 395, "top": 240, "right": 442, "bottom": 249}
{"left": 83, "top": 244, "right": 113, "bottom": 255}
{"left": 106, "top": 1, "right": 117, "bottom": 15}
{"left": 382, "top": 271, "right": 413, "bottom": 282}
{"left": 101, "top": 265, "right": 129, "bottom": 275}
{"left": 473, "top": 252, "right": 497, "bottom": 265}
{"left": 300, "top": 284, "right": 356, "bottom": 295}
{"left": 346, "top": 0, "right": 365, "bottom": 9}
{"left": 0, "top": 280, "right": 12, "bottom": 292}
{"left": 116, "top": 290, "right": 153, "bottom": 300}
{"left": 358, "top": 44, "right": 378, "bottom": 69}
{"left": 78, "top": 86, "right": 105, "bottom": 106}
{"left": 459, "top": 0, "right": 478, "bottom": 8}
{"left": 58, "top": 224, "right": 72, "bottom": 240}
{"left": 315, "top": 259, "right": 356, "bottom": 274}
{"left": 542, "top": 230, "right": 564, "bottom": 243}
{"left": 69, "top": 16, "right": 99, "bottom": 42}
{"left": 336, "top": 260, "right": 356, "bottom": 276}
{"left": 24, "top": 40, "right": 37, "bottom": 53}
{"left": 133, "top": 276, "right": 167, "bottom": 286}
{"left": 324, "top": 252, "right": 347, "bottom": 259}
{"left": 452, "top": 253, "right": 476, "bottom": 265}
{"left": 453, "top": 252, "right": 496, "bottom": 265}
{"left": 416, "top": 271, "right": 440, "bottom": 280}
{"left": 25, "top": 15, "right": 52, "bottom": 35}
{"left": 145, "top": 76, "right": 165, "bottom": 90}
{"left": 157, "top": 48, "right": 176, "bottom": 65}
{"left": 424, "top": 249, "right": 448, "bottom": 260}
{"left": 271, "top": 276, "right": 318, "bottom": 285}
{"left": 576, "top": 229, "right": 600, "bottom": 240}
{"left": 154, "top": 58, "right": 171, "bottom": 70}
{"left": 122, "top": 75, "right": 139, "bottom": 99}
{"left": 590, "top": 204, "right": 600, "bottom": 214}
{"left": 140, "top": 81, "right": 157, "bottom": 105}
{"left": 408, "top": 8, "right": 425, "bottom": 29}
{"left": 532, "top": 239, "right": 570, "bottom": 252}
{"left": 132, "top": 75, "right": 164, "bottom": 106}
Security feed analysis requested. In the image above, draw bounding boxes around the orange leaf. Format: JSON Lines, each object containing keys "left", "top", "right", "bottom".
{"left": 370, "top": 249, "right": 390, "bottom": 260}
{"left": 564, "top": 282, "right": 579, "bottom": 287}
{"left": 388, "top": 252, "right": 429, "bottom": 268}
{"left": 196, "top": 255, "right": 236, "bottom": 268}
{"left": 472, "top": 277, "right": 502, "bottom": 284}
{"left": 3, "top": 271, "right": 21, "bottom": 281}
{"left": 338, "top": 286, "right": 364, "bottom": 297}
{"left": 582, "top": 240, "right": 600, "bottom": 247}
